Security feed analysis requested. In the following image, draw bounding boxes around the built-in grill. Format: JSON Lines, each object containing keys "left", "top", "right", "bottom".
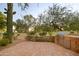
{"left": 57, "top": 31, "right": 70, "bottom": 36}
{"left": 55, "top": 31, "right": 70, "bottom": 47}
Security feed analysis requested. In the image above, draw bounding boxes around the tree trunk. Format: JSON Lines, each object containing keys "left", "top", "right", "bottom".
{"left": 7, "top": 3, "right": 13, "bottom": 43}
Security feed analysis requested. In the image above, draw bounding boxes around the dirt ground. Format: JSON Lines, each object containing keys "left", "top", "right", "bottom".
{"left": 0, "top": 33, "right": 78, "bottom": 56}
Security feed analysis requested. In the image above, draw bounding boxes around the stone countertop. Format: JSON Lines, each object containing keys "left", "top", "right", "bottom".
{"left": 64, "top": 35, "right": 79, "bottom": 39}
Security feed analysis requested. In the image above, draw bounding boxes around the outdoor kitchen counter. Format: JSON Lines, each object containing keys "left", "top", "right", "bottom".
{"left": 55, "top": 35, "right": 79, "bottom": 53}
{"left": 64, "top": 35, "right": 79, "bottom": 52}
{"left": 64, "top": 35, "right": 79, "bottom": 39}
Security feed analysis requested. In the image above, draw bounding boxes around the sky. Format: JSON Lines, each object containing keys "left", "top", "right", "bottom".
{"left": 0, "top": 3, "right": 79, "bottom": 21}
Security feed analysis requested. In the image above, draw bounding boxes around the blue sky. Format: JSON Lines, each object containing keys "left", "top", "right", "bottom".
{"left": 0, "top": 3, "right": 79, "bottom": 21}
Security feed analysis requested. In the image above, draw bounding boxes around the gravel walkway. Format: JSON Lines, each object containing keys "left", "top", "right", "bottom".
{"left": 0, "top": 41, "right": 78, "bottom": 56}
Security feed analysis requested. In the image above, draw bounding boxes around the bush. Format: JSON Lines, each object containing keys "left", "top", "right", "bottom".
{"left": 48, "top": 32, "right": 52, "bottom": 36}
{"left": 26, "top": 35, "right": 55, "bottom": 42}
{"left": 39, "top": 32, "right": 47, "bottom": 36}
{"left": 26, "top": 35, "right": 33, "bottom": 41}
{"left": 3, "top": 32, "right": 8, "bottom": 39}
{"left": 27, "top": 31, "right": 36, "bottom": 35}
{"left": 3, "top": 32, "right": 14, "bottom": 39}
{"left": 0, "top": 39, "right": 9, "bottom": 46}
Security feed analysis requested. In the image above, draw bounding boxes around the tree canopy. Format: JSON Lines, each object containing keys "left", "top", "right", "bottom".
{"left": 0, "top": 12, "right": 6, "bottom": 31}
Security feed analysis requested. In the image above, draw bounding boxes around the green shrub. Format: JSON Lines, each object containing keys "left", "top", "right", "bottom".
{"left": 48, "top": 32, "right": 52, "bottom": 36}
{"left": 26, "top": 35, "right": 55, "bottom": 42}
{"left": 27, "top": 31, "right": 36, "bottom": 35}
{"left": 26, "top": 35, "right": 33, "bottom": 41}
{"left": 17, "top": 33, "right": 20, "bottom": 36}
{"left": 39, "top": 32, "right": 46, "bottom": 36}
{"left": 3, "top": 32, "right": 8, "bottom": 39}
{"left": 3, "top": 32, "right": 14, "bottom": 39}
{"left": 0, "top": 39, "right": 9, "bottom": 46}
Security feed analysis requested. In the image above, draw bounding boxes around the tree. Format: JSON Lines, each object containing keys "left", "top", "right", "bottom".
{"left": 0, "top": 12, "right": 6, "bottom": 31}
{"left": 67, "top": 12, "right": 79, "bottom": 31}
{"left": 47, "top": 4, "right": 68, "bottom": 31}
{"left": 24, "top": 15, "right": 36, "bottom": 29}
{"left": 15, "top": 19, "right": 28, "bottom": 33}
{"left": 6, "top": 3, "right": 29, "bottom": 43}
